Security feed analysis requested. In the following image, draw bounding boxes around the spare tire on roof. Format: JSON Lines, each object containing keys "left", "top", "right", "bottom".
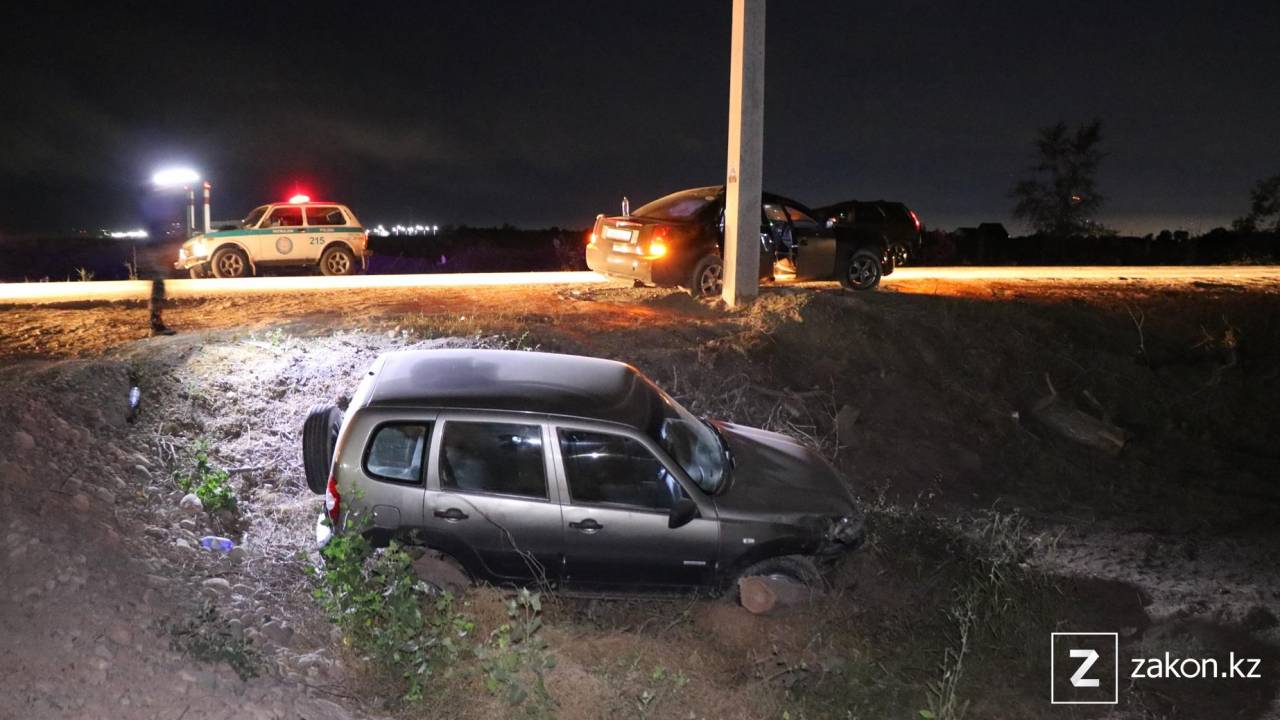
{"left": 303, "top": 404, "right": 342, "bottom": 494}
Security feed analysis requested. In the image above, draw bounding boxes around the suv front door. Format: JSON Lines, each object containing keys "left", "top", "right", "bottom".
{"left": 258, "top": 205, "right": 307, "bottom": 263}
{"left": 552, "top": 425, "right": 719, "bottom": 593}
{"left": 423, "top": 416, "right": 564, "bottom": 587}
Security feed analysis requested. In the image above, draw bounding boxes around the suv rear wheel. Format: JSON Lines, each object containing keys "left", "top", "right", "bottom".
{"left": 839, "top": 249, "right": 882, "bottom": 291}
{"left": 210, "top": 246, "right": 250, "bottom": 279}
{"left": 688, "top": 255, "right": 724, "bottom": 298}
{"left": 302, "top": 404, "right": 342, "bottom": 494}
{"left": 319, "top": 246, "right": 357, "bottom": 276}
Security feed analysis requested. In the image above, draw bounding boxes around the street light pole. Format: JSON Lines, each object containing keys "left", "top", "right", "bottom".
{"left": 202, "top": 181, "right": 212, "bottom": 234}
{"left": 722, "top": 0, "right": 766, "bottom": 307}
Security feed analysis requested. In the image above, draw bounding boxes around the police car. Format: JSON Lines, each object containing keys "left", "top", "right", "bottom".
{"left": 176, "top": 196, "right": 370, "bottom": 278}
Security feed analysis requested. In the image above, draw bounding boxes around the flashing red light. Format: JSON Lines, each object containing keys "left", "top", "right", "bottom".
{"left": 289, "top": 194, "right": 311, "bottom": 204}
{"left": 909, "top": 210, "right": 921, "bottom": 232}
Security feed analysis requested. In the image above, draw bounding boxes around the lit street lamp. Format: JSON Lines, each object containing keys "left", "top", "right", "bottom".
{"left": 152, "top": 167, "right": 212, "bottom": 238}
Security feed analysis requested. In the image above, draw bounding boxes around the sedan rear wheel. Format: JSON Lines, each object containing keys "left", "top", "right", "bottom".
{"left": 688, "top": 255, "right": 724, "bottom": 298}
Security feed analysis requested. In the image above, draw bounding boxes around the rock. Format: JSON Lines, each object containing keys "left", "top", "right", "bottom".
{"left": 228, "top": 547, "right": 246, "bottom": 562}
{"left": 1243, "top": 606, "right": 1278, "bottom": 632}
{"left": 261, "top": 620, "right": 294, "bottom": 646}
{"left": 12, "top": 431, "right": 34, "bottom": 453}
{"left": 107, "top": 626, "right": 132, "bottom": 646}
{"left": 227, "top": 618, "right": 243, "bottom": 639}
{"left": 143, "top": 526, "right": 167, "bottom": 540}
{"left": 94, "top": 644, "right": 113, "bottom": 660}
{"left": 293, "top": 697, "right": 350, "bottom": 720}
{"left": 134, "top": 464, "right": 152, "bottom": 479}
{"left": 202, "top": 578, "right": 232, "bottom": 596}
{"left": 174, "top": 538, "right": 192, "bottom": 551}
{"left": 70, "top": 494, "right": 92, "bottom": 512}
{"left": 179, "top": 494, "right": 203, "bottom": 513}
{"left": 89, "top": 486, "right": 115, "bottom": 505}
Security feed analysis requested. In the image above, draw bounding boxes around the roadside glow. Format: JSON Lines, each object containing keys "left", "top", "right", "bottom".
{"left": 152, "top": 168, "right": 200, "bottom": 187}
{"left": 289, "top": 194, "right": 311, "bottom": 204}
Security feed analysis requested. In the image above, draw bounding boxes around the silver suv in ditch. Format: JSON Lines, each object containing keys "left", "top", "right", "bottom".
{"left": 302, "top": 349, "right": 864, "bottom": 595}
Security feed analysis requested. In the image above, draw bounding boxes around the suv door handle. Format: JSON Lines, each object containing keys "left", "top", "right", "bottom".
{"left": 569, "top": 518, "right": 603, "bottom": 533}
{"left": 434, "top": 508, "right": 468, "bottom": 521}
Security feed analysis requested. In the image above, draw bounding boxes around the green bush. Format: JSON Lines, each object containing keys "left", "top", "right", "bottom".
{"left": 175, "top": 439, "right": 236, "bottom": 512}
{"left": 313, "top": 530, "right": 472, "bottom": 703}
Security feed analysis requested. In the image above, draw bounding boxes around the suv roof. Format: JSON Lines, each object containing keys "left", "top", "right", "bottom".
{"left": 365, "top": 349, "right": 659, "bottom": 429}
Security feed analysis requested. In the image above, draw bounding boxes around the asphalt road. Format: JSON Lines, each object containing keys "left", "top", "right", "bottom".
{"left": 1, "top": 266, "right": 1278, "bottom": 305}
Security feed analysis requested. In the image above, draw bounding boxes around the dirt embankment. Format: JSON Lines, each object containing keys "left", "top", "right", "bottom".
{"left": 1, "top": 279, "right": 1278, "bottom": 718}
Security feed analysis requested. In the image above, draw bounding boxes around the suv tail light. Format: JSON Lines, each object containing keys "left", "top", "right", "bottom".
{"left": 325, "top": 475, "right": 341, "bottom": 523}
{"left": 909, "top": 210, "right": 921, "bottom": 232}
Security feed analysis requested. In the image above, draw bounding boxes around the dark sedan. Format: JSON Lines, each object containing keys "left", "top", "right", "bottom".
{"left": 586, "top": 186, "right": 893, "bottom": 295}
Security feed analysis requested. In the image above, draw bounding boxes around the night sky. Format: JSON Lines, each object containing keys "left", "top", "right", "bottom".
{"left": 3, "top": 1, "right": 1277, "bottom": 236}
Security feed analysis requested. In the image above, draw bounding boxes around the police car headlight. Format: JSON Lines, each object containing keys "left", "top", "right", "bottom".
{"left": 192, "top": 239, "right": 207, "bottom": 257}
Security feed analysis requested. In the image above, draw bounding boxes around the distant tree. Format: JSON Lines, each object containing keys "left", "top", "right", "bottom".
{"left": 1010, "top": 120, "right": 1110, "bottom": 236}
{"left": 1231, "top": 174, "right": 1280, "bottom": 233}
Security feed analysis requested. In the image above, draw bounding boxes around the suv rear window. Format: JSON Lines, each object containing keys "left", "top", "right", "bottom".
{"left": 558, "top": 429, "right": 688, "bottom": 511}
{"left": 440, "top": 421, "right": 546, "bottom": 499}
{"left": 306, "top": 206, "right": 347, "bottom": 226}
{"left": 265, "top": 206, "right": 303, "bottom": 227}
{"left": 365, "top": 423, "right": 431, "bottom": 484}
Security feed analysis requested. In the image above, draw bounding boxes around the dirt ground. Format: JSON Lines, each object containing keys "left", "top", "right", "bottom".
{"left": 1, "top": 276, "right": 1278, "bottom": 719}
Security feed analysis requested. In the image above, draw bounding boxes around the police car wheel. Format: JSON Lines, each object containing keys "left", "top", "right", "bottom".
{"left": 210, "top": 247, "right": 249, "bottom": 279}
{"left": 319, "top": 246, "right": 357, "bottom": 276}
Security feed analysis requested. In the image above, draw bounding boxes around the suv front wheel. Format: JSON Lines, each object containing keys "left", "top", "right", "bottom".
{"left": 211, "top": 246, "right": 250, "bottom": 279}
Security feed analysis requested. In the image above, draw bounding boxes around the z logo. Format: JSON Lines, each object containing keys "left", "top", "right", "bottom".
{"left": 1069, "top": 649, "right": 1101, "bottom": 687}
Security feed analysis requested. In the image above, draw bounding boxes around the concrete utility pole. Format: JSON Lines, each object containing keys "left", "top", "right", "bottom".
{"left": 722, "top": 0, "right": 765, "bottom": 307}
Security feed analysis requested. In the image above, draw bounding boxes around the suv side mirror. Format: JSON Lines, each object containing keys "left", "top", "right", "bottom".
{"left": 668, "top": 497, "right": 700, "bottom": 529}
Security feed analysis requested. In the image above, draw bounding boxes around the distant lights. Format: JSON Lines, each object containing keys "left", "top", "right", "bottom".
{"left": 378, "top": 223, "right": 442, "bottom": 236}
{"left": 105, "top": 229, "right": 149, "bottom": 239}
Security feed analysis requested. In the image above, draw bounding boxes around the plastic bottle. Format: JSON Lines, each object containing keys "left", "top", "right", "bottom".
{"left": 199, "top": 536, "right": 235, "bottom": 552}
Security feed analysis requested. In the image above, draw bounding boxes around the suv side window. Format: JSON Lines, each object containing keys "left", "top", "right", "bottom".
{"left": 365, "top": 423, "right": 431, "bottom": 484}
{"left": 440, "top": 421, "right": 547, "bottom": 499}
{"left": 265, "top": 206, "right": 303, "bottom": 227}
{"left": 306, "top": 206, "right": 347, "bottom": 226}
{"left": 558, "top": 429, "right": 688, "bottom": 511}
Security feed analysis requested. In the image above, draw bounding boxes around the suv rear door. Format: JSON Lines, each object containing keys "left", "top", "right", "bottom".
{"left": 551, "top": 423, "right": 719, "bottom": 593}
{"left": 424, "top": 414, "right": 564, "bottom": 586}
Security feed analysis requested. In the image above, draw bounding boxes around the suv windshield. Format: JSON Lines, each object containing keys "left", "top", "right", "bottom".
{"left": 632, "top": 187, "right": 721, "bottom": 221}
{"left": 642, "top": 381, "right": 727, "bottom": 493}
{"left": 243, "top": 206, "right": 268, "bottom": 228}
